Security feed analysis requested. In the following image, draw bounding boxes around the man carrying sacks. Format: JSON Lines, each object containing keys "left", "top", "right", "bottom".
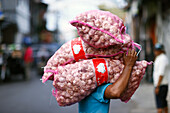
{"left": 41, "top": 10, "right": 152, "bottom": 113}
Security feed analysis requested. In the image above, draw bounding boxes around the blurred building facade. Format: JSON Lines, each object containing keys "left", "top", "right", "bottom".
{"left": 125, "top": 0, "right": 170, "bottom": 83}
{"left": 1, "top": 0, "right": 170, "bottom": 83}
{"left": 0, "top": 0, "right": 57, "bottom": 45}
{"left": 0, "top": 0, "right": 57, "bottom": 81}
{"left": 0, "top": 0, "right": 31, "bottom": 44}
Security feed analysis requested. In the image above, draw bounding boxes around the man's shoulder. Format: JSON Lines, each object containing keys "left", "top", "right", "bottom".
{"left": 162, "top": 54, "right": 169, "bottom": 62}
{"left": 159, "top": 54, "right": 168, "bottom": 61}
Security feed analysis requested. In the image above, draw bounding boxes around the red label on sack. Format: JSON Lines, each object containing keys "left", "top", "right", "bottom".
{"left": 92, "top": 58, "right": 108, "bottom": 86}
{"left": 71, "top": 38, "right": 86, "bottom": 62}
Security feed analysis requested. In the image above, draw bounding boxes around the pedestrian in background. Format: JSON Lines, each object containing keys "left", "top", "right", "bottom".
{"left": 153, "top": 43, "right": 169, "bottom": 113}
{"left": 23, "top": 44, "right": 33, "bottom": 80}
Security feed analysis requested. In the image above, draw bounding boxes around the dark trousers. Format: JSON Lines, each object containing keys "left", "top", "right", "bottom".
{"left": 155, "top": 85, "right": 168, "bottom": 108}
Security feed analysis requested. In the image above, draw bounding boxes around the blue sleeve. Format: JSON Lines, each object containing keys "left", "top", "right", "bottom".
{"left": 91, "top": 83, "right": 112, "bottom": 103}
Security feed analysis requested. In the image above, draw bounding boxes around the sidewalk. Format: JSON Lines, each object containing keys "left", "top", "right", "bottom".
{"left": 109, "top": 83, "right": 170, "bottom": 113}
{"left": 130, "top": 83, "right": 157, "bottom": 113}
{"left": 130, "top": 83, "right": 170, "bottom": 113}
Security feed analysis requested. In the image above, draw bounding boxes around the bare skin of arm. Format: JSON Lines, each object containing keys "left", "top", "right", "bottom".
{"left": 155, "top": 76, "right": 163, "bottom": 94}
{"left": 104, "top": 49, "right": 138, "bottom": 99}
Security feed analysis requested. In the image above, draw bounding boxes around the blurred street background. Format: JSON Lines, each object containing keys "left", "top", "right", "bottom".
{"left": 0, "top": 0, "right": 170, "bottom": 113}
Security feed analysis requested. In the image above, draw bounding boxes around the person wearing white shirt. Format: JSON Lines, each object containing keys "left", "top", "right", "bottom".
{"left": 153, "top": 43, "right": 169, "bottom": 113}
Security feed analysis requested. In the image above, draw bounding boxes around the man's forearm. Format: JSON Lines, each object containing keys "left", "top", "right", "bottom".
{"left": 105, "top": 65, "right": 133, "bottom": 99}
{"left": 156, "top": 76, "right": 163, "bottom": 87}
{"left": 105, "top": 49, "right": 137, "bottom": 99}
{"left": 155, "top": 75, "right": 163, "bottom": 95}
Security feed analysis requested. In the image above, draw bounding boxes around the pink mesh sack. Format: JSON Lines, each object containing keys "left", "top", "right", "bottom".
{"left": 41, "top": 9, "right": 148, "bottom": 107}
{"left": 70, "top": 10, "right": 132, "bottom": 48}
{"left": 48, "top": 58, "right": 151, "bottom": 106}
{"left": 42, "top": 37, "right": 133, "bottom": 83}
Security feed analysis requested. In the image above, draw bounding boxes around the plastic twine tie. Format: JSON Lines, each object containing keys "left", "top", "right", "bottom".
{"left": 44, "top": 70, "right": 58, "bottom": 74}
{"left": 120, "top": 25, "right": 126, "bottom": 42}
{"left": 147, "top": 61, "right": 154, "bottom": 65}
{"left": 133, "top": 42, "right": 142, "bottom": 56}
{"left": 70, "top": 20, "right": 125, "bottom": 44}
{"left": 52, "top": 88, "right": 57, "bottom": 97}
{"left": 42, "top": 70, "right": 58, "bottom": 83}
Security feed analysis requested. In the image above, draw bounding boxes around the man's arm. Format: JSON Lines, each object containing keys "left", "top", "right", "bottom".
{"left": 104, "top": 49, "right": 137, "bottom": 99}
{"left": 155, "top": 75, "right": 163, "bottom": 94}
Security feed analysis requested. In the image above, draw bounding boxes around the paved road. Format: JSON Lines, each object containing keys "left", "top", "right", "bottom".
{"left": 1, "top": 69, "right": 168, "bottom": 113}
{"left": 0, "top": 69, "right": 133, "bottom": 113}
{"left": 0, "top": 70, "right": 78, "bottom": 113}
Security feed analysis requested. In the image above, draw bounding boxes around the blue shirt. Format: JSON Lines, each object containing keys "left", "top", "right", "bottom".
{"left": 79, "top": 83, "right": 112, "bottom": 113}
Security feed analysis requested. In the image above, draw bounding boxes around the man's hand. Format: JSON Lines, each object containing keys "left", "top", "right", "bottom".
{"left": 123, "top": 49, "right": 138, "bottom": 67}
{"left": 105, "top": 49, "right": 138, "bottom": 99}
{"left": 155, "top": 87, "right": 159, "bottom": 95}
